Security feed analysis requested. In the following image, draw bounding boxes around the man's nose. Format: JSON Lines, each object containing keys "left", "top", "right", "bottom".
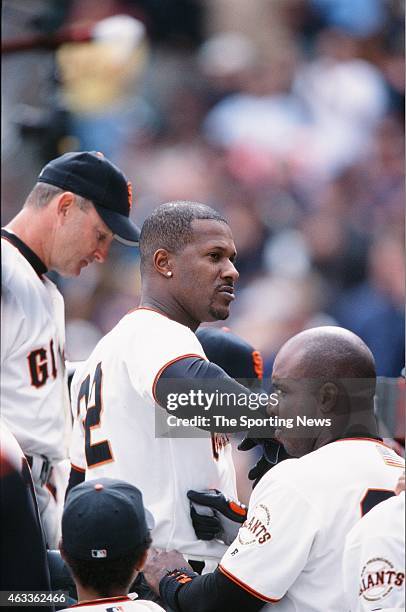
{"left": 221, "top": 260, "right": 239, "bottom": 282}
{"left": 267, "top": 403, "right": 278, "bottom": 418}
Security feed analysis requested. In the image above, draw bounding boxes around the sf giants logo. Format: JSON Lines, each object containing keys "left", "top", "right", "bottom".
{"left": 27, "top": 340, "right": 58, "bottom": 388}
{"left": 239, "top": 504, "right": 271, "bottom": 546}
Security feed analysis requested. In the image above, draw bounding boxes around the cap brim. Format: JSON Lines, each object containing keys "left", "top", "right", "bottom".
{"left": 94, "top": 205, "right": 140, "bottom": 246}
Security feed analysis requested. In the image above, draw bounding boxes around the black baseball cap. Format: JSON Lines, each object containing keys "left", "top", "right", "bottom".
{"left": 38, "top": 151, "right": 140, "bottom": 245}
{"left": 196, "top": 327, "right": 264, "bottom": 387}
{"left": 62, "top": 478, "right": 154, "bottom": 560}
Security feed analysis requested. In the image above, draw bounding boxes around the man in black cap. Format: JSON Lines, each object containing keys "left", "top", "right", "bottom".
{"left": 59, "top": 478, "right": 164, "bottom": 611}
{"left": 1, "top": 151, "right": 140, "bottom": 548}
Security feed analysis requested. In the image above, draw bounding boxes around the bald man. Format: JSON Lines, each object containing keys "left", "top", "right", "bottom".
{"left": 143, "top": 327, "right": 405, "bottom": 612}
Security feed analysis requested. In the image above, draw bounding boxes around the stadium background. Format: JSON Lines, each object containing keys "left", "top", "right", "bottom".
{"left": 2, "top": 0, "right": 404, "bottom": 472}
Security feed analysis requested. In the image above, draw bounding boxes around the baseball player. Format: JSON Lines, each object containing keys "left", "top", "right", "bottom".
{"left": 58, "top": 478, "right": 164, "bottom": 611}
{"left": 342, "top": 469, "right": 405, "bottom": 611}
{"left": 143, "top": 327, "right": 405, "bottom": 612}
{"left": 68, "top": 201, "right": 271, "bottom": 574}
{"left": 1, "top": 151, "right": 140, "bottom": 547}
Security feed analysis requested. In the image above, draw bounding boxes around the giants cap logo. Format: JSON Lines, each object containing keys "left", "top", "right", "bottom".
{"left": 252, "top": 350, "right": 264, "bottom": 380}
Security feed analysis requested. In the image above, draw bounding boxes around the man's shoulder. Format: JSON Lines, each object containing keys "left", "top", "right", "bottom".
{"left": 260, "top": 439, "right": 404, "bottom": 496}
{"left": 1, "top": 237, "right": 41, "bottom": 299}
{"left": 346, "top": 492, "right": 404, "bottom": 552}
{"left": 353, "top": 491, "right": 404, "bottom": 533}
{"left": 123, "top": 308, "right": 202, "bottom": 346}
{"left": 2, "top": 237, "right": 28, "bottom": 279}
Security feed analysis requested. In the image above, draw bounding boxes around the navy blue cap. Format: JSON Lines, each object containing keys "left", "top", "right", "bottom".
{"left": 62, "top": 478, "right": 154, "bottom": 560}
{"left": 196, "top": 327, "right": 263, "bottom": 388}
{"left": 38, "top": 151, "right": 140, "bottom": 245}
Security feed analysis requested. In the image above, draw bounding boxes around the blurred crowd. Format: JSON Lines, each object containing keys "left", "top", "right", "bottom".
{"left": 2, "top": 0, "right": 405, "bottom": 382}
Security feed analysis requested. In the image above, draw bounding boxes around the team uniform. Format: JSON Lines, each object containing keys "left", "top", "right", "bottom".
{"left": 219, "top": 439, "right": 404, "bottom": 612}
{"left": 59, "top": 594, "right": 164, "bottom": 611}
{"left": 69, "top": 308, "right": 237, "bottom": 567}
{"left": 343, "top": 491, "right": 405, "bottom": 611}
{"left": 1, "top": 230, "right": 71, "bottom": 546}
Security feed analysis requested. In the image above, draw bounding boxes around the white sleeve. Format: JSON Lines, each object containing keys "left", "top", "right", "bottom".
{"left": 219, "top": 470, "right": 320, "bottom": 602}
{"left": 343, "top": 520, "right": 405, "bottom": 611}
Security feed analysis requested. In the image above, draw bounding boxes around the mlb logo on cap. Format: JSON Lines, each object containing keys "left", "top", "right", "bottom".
{"left": 91, "top": 549, "right": 107, "bottom": 558}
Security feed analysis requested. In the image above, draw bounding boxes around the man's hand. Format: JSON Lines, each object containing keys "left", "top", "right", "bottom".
{"left": 238, "top": 436, "right": 291, "bottom": 488}
{"left": 143, "top": 548, "right": 192, "bottom": 594}
{"left": 187, "top": 489, "right": 247, "bottom": 545}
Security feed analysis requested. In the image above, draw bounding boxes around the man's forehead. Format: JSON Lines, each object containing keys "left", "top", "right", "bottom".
{"left": 273, "top": 340, "right": 308, "bottom": 379}
{"left": 189, "top": 219, "right": 235, "bottom": 245}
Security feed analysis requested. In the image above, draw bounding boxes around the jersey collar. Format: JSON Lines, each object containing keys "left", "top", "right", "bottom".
{"left": 71, "top": 595, "right": 136, "bottom": 607}
{"left": 1, "top": 229, "right": 47, "bottom": 277}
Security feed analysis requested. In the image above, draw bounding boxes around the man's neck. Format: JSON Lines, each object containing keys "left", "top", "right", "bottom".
{"left": 139, "top": 294, "right": 200, "bottom": 331}
{"left": 75, "top": 584, "right": 128, "bottom": 603}
{"left": 6, "top": 209, "right": 49, "bottom": 267}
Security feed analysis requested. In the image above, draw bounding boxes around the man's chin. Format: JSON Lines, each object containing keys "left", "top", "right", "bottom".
{"left": 208, "top": 306, "right": 229, "bottom": 321}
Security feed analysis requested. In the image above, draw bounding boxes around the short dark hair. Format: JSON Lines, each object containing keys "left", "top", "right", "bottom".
{"left": 139, "top": 201, "right": 228, "bottom": 269}
{"left": 24, "top": 183, "right": 91, "bottom": 210}
{"left": 61, "top": 535, "right": 151, "bottom": 598}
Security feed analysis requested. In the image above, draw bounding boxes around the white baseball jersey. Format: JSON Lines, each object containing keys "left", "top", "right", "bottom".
{"left": 70, "top": 308, "right": 237, "bottom": 562}
{"left": 1, "top": 231, "right": 70, "bottom": 461}
{"left": 343, "top": 491, "right": 405, "bottom": 611}
{"left": 59, "top": 594, "right": 164, "bottom": 611}
{"left": 220, "top": 439, "right": 404, "bottom": 612}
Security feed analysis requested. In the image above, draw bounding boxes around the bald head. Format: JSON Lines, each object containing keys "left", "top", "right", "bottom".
{"left": 275, "top": 326, "right": 376, "bottom": 381}
{"left": 272, "top": 327, "right": 378, "bottom": 456}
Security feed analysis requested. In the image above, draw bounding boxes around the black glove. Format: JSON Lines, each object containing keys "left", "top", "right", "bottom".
{"left": 187, "top": 489, "right": 247, "bottom": 545}
{"left": 238, "top": 437, "right": 291, "bottom": 488}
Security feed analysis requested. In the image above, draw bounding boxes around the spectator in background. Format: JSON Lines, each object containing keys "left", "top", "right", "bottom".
{"left": 332, "top": 232, "right": 405, "bottom": 376}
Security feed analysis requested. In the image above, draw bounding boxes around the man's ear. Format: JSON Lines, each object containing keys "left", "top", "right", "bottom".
{"left": 134, "top": 548, "right": 149, "bottom": 572}
{"left": 56, "top": 192, "right": 75, "bottom": 222}
{"left": 153, "top": 248, "right": 173, "bottom": 278}
{"left": 318, "top": 382, "right": 338, "bottom": 414}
